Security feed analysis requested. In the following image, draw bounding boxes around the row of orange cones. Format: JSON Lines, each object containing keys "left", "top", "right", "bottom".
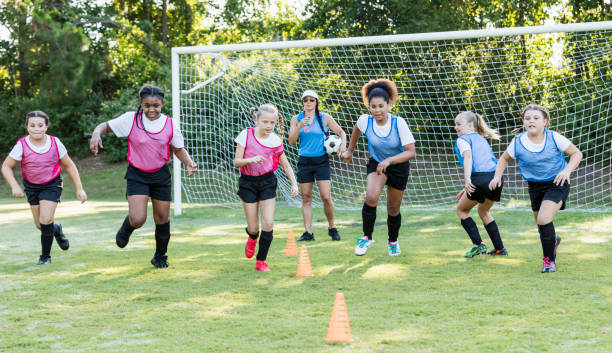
{"left": 285, "top": 230, "right": 353, "bottom": 342}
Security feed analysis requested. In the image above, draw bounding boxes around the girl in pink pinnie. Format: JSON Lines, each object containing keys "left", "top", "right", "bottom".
{"left": 89, "top": 84, "right": 197, "bottom": 269}
{"left": 2, "top": 111, "right": 87, "bottom": 265}
{"left": 234, "top": 104, "right": 298, "bottom": 272}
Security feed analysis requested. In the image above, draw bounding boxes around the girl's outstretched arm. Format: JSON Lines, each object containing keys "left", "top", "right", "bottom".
{"left": 1, "top": 156, "right": 24, "bottom": 198}
{"left": 554, "top": 144, "right": 582, "bottom": 186}
{"left": 489, "top": 151, "right": 511, "bottom": 190}
{"left": 325, "top": 114, "right": 348, "bottom": 154}
{"left": 90, "top": 122, "right": 111, "bottom": 155}
{"left": 172, "top": 147, "right": 198, "bottom": 177}
{"left": 342, "top": 125, "right": 361, "bottom": 163}
{"left": 278, "top": 153, "right": 298, "bottom": 198}
{"left": 60, "top": 154, "right": 87, "bottom": 203}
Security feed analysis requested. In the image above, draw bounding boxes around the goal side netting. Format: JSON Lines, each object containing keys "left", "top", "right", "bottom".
{"left": 172, "top": 22, "right": 612, "bottom": 214}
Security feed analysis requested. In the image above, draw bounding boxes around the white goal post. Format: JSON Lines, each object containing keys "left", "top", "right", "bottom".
{"left": 172, "top": 21, "right": 612, "bottom": 216}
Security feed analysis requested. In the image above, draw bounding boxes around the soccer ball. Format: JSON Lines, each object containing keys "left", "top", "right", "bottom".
{"left": 324, "top": 135, "right": 342, "bottom": 155}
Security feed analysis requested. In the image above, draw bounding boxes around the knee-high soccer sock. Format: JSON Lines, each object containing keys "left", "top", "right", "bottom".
{"left": 119, "top": 216, "right": 135, "bottom": 234}
{"left": 40, "top": 223, "right": 54, "bottom": 257}
{"left": 460, "top": 217, "right": 483, "bottom": 245}
{"left": 484, "top": 220, "right": 504, "bottom": 250}
{"left": 362, "top": 204, "right": 377, "bottom": 240}
{"left": 154, "top": 222, "right": 170, "bottom": 256}
{"left": 387, "top": 213, "right": 401, "bottom": 243}
{"left": 256, "top": 230, "right": 273, "bottom": 261}
{"left": 245, "top": 227, "right": 259, "bottom": 240}
{"left": 538, "top": 222, "right": 556, "bottom": 261}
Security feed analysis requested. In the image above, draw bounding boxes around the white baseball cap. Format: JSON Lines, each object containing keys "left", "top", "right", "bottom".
{"left": 301, "top": 90, "right": 319, "bottom": 100}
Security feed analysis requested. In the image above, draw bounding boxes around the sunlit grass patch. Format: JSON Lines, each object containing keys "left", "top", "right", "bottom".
{"left": 0, "top": 200, "right": 610, "bottom": 352}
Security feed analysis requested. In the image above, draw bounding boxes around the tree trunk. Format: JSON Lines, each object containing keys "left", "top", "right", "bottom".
{"left": 162, "top": 0, "right": 168, "bottom": 45}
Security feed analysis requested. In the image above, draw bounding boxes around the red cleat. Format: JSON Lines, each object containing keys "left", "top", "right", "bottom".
{"left": 245, "top": 237, "right": 257, "bottom": 259}
{"left": 255, "top": 260, "right": 270, "bottom": 272}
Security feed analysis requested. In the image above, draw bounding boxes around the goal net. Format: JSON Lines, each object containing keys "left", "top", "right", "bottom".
{"left": 171, "top": 22, "right": 612, "bottom": 214}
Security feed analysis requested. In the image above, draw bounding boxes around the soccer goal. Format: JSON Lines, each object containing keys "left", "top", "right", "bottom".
{"left": 171, "top": 22, "right": 612, "bottom": 215}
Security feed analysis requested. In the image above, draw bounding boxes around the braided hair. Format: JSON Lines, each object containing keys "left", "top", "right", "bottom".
{"left": 135, "top": 84, "right": 166, "bottom": 141}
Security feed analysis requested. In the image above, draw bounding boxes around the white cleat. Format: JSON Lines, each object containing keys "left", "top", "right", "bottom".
{"left": 354, "top": 237, "right": 373, "bottom": 256}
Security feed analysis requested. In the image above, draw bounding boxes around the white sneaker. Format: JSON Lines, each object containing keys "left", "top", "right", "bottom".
{"left": 354, "top": 237, "right": 373, "bottom": 256}
{"left": 388, "top": 241, "right": 401, "bottom": 256}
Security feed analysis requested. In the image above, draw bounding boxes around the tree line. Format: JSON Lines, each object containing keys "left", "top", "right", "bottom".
{"left": 0, "top": 0, "right": 609, "bottom": 160}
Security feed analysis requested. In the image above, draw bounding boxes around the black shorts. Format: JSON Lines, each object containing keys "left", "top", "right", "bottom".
{"left": 125, "top": 164, "right": 172, "bottom": 201}
{"left": 466, "top": 172, "right": 503, "bottom": 203}
{"left": 366, "top": 158, "right": 410, "bottom": 191}
{"left": 297, "top": 155, "right": 331, "bottom": 183}
{"left": 23, "top": 176, "right": 63, "bottom": 205}
{"left": 528, "top": 180, "right": 570, "bottom": 211}
{"left": 237, "top": 172, "right": 278, "bottom": 203}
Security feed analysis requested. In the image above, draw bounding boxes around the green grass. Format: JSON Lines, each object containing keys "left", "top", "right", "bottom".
{"left": 0, "top": 198, "right": 610, "bottom": 352}
{"left": 0, "top": 159, "right": 610, "bottom": 352}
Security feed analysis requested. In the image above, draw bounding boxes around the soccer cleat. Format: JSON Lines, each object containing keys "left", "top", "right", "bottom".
{"left": 245, "top": 237, "right": 257, "bottom": 259}
{"left": 463, "top": 243, "right": 487, "bottom": 258}
{"left": 53, "top": 223, "right": 69, "bottom": 251}
{"left": 116, "top": 228, "right": 132, "bottom": 248}
{"left": 328, "top": 228, "right": 341, "bottom": 241}
{"left": 354, "top": 237, "right": 373, "bottom": 256}
{"left": 388, "top": 241, "right": 401, "bottom": 256}
{"left": 255, "top": 260, "right": 270, "bottom": 272}
{"left": 151, "top": 254, "right": 169, "bottom": 268}
{"left": 541, "top": 256, "right": 557, "bottom": 273}
{"left": 38, "top": 255, "right": 51, "bottom": 265}
{"left": 297, "top": 232, "right": 314, "bottom": 242}
{"left": 487, "top": 248, "right": 508, "bottom": 256}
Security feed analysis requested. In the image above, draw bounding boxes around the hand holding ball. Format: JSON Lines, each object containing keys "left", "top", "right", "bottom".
{"left": 324, "top": 135, "right": 342, "bottom": 155}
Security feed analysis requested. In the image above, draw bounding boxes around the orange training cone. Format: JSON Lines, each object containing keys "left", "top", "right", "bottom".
{"left": 296, "top": 244, "right": 313, "bottom": 277}
{"left": 285, "top": 230, "right": 298, "bottom": 256}
{"left": 325, "top": 292, "right": 353, "bottom": 342}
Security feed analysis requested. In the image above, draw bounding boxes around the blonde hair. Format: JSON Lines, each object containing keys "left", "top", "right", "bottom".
{"left": 361, "top": 78, "right": 398, "bottom": 106}
{"left": 456, "top": 111, "right": 500, "bottom": 140}
{"left": 511, "top": 104, "right": 551, "bottom": 134}
{"left": 249, "top": 104, "right": 284, "bottom": 135}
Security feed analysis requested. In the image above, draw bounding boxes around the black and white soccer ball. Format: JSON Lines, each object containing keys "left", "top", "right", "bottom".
{"left": 324, "top": 135, "right": 342, "bottom": 155}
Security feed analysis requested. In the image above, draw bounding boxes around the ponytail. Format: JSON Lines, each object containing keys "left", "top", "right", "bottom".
{"left": 456, "top": 111, "right": 500, "bottom": 140}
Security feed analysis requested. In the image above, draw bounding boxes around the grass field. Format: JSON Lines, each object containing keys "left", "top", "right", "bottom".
{"left": 0, "top": 162, "right": 611, "bottom": 352}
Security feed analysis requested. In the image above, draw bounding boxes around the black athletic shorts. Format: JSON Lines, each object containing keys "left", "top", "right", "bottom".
{"left": 297, "top": 154, "right": 331, "bottom": 183}
{"left": 528, "top": 180, "right": 570, "bottom": 211}
{"left": 237, "top": 172, "right": 278, "bottom": 203}
{"left": 23, "top": 176, "right": 63, "bottom": 205}
{"left": 466, "top": 172, "right": 503, "bottom": 203}
{"left": 125, "top": 164, "right": 172, "bottom": 201}
{"left": 366, "top": 158, "right": 410, "bottom": 191}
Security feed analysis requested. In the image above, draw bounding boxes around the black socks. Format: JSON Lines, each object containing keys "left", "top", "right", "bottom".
{"left": 484, "top": 220, "right": 504, "bottom": 250}
{"left": 245, "top": 227, "right": 259, "bottom": 240}
{"left": 461, "top": 217, "right": 483, "bottom": 245}
{"left": 116, "top": 216, "right": 136, "bottom": 248}
{"left": 40, "top": 223, "right": 54, "bottom": 257}
{"left": 538, "top": 222, "right": 556, "bottom": 261}
{"left": 362, "top": 204, "right": 377, "bottom": 240}
{"left": 155, "top": 222, "right": 171, "bottom": 256}
{"left": 387, "top": 213, "right": 401, "bottom": 243}
{"left": 256, "top": 230, "right": 273, "bottom": 261}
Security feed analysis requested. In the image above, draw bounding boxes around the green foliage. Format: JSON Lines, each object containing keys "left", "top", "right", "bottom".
{"left": 0, "top": 0, "right": 610, "bottom": 165}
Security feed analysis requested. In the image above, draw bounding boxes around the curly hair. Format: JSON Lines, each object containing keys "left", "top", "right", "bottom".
{"left": 361, "top": 79, "right": 398, "bottom": 106}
